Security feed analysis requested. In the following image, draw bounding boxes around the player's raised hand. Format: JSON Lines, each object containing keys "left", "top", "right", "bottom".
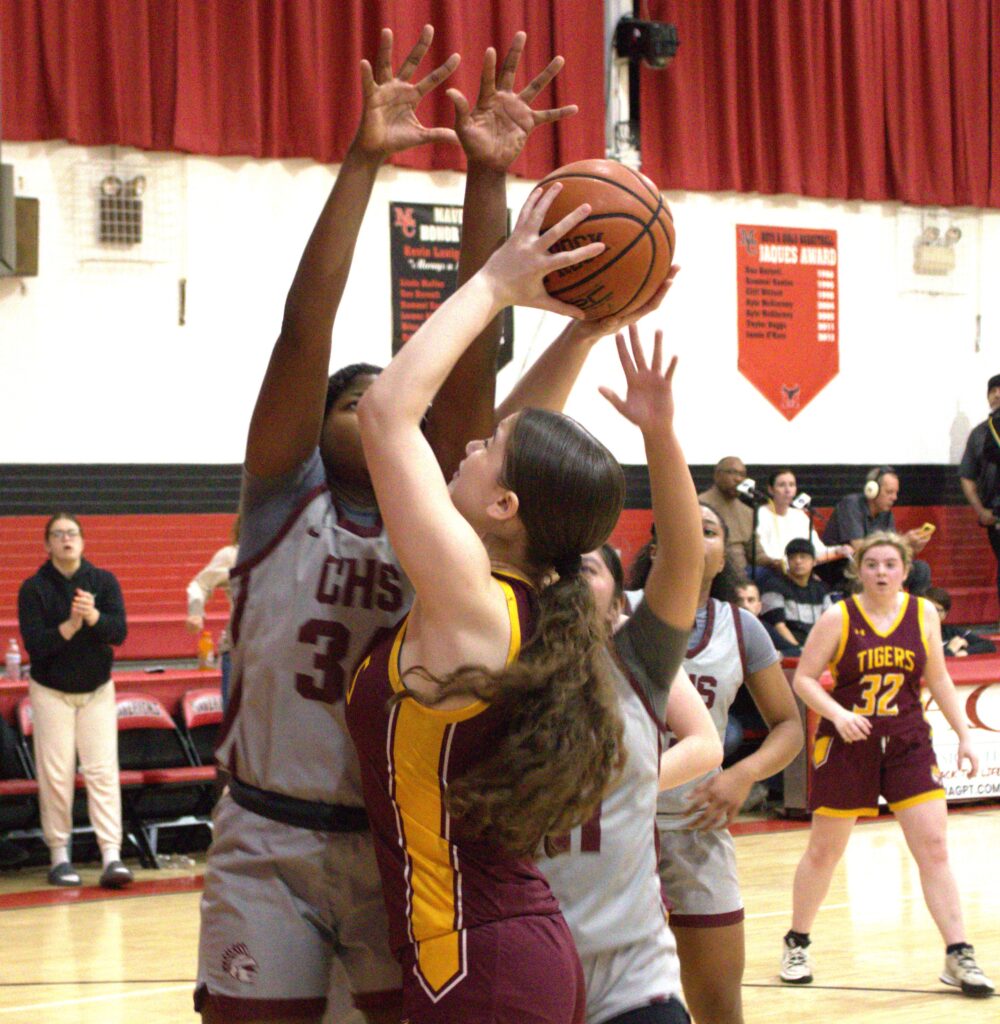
{"left": 482, "top": 183, "right": 603, "bottom": 316}
{"left": 354, "top": 25, "right": 460, "bottom": 158}
{"left": 449, "top": 32, "right": 577, "bottom": 171}
{"left": 599, "top": 324, "right": 677, "bottom": 435}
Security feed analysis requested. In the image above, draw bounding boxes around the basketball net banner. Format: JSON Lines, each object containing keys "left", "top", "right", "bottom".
{"left": 735, "top": 225, "right": 839, "bottom": 420}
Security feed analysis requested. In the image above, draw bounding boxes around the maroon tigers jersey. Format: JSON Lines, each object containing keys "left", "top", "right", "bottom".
{"left": 822, "top": 594, "right": 929, "bottom": 738}
{"left": 344, "top": 570, "right": 560, "bottom": 1003}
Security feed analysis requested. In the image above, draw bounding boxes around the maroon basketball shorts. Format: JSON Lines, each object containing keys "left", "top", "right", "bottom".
{"left": 399, "top": 913, "right": 585, "bottom": 1024}
{"left": 810, "top": 717, "right": 945, "bottom": 817}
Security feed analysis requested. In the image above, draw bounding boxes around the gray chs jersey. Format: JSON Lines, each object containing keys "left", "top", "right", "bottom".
{"left": 657, "top": 599, "right": 778, "bottom": 829}
{"left": 215, "top": 452, "right": 414, "bottom": 806}
{"left": 539, "top": 602, "right": 687, "bottom": 970}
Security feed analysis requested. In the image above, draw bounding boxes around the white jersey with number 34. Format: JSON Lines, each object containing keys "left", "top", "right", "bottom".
{"left": 216, "top": 480, "right": 414, "bottom": 806}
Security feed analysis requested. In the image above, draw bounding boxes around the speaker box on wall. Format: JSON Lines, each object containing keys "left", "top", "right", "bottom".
{"left": 15, "top": 197, "right": 39, "bottom": 277}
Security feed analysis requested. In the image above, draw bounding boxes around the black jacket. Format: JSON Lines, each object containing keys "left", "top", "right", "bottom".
{"left": 17, "top": 559, "right": 127, "bottom": 693}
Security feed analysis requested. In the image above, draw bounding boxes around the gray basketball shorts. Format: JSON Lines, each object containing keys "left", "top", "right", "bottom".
{"left": 196, "top": 792, "right": 401, "bottom": 1017}
{"left": 656, "top": 826, "right": 744, "bottom": 927}
{"left": 581, "top": 924, "right": 683, "bottom": 1024}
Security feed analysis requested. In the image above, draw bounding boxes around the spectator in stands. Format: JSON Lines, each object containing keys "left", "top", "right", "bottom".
{"left": 821, "top": 466, "right": 931, "bottom": 593}
{"left": 185, "top": 514, "right": 240, "bottom": 707}
{"left": 734, "top": 580, "right": 800, "bottom": 656}
{"left": 924, "top": 586, "right": 997, "bottom": 658}
{"left": 755, "top": 469, "right": 851, "bottom": 579}
{"left": 760, "top": 539, "right": 833, "bottom": 648}
{"left": 16, "top": 513, "right": 132, "bottom": 889}
{"left": 958, "top": 375, "right": 1000, "bottom": 621}
{"left": 699, "top": 456, "right": 755, "bottom": 573}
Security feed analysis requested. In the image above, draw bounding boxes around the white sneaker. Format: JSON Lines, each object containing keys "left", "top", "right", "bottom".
{"left": 941, "top": 946, "right": 994, "bottom": 998}
{"left": 780, "top": 938, "right": 813, "bottom": 984}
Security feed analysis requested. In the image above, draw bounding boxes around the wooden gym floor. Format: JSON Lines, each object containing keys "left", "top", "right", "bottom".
{"left": 1, "top": 805, "right": 997, "bottom": 1023}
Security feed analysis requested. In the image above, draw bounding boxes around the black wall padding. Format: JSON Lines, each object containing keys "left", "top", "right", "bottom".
{"left": 0, "top": 462, "right": 966, "bottom": 517}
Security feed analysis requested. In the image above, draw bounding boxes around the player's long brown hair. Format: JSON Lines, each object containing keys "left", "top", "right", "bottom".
{"left": 413, "top": 409, "right": 627, "bottom": 860}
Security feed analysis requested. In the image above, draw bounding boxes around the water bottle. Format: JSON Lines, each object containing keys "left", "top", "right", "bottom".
{"left": 5, "top": 639, "right": 21, "bottom": 682}
{"left": 197, "top": 630, "right": 216, "bottom": 671}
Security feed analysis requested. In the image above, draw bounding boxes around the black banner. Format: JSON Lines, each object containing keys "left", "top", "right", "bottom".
{"left": 389, "top": 201, "right": 512, "bottom": 368}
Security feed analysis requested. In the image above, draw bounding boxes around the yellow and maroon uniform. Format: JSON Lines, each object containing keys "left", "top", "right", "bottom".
{"left": 810, "top": 594, "right": 945, "bottom": 817}
{"left": 345, "top": 570, "right": 585, "bottom": 1024}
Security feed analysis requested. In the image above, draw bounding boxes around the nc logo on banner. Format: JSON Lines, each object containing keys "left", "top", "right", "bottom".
{"left": 735, "top": 225, "right": 839, "bottom": 421}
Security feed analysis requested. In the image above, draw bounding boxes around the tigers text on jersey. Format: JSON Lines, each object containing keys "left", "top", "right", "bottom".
{"left": 657, "top": 600, "right": 747, "bottom": 828}
{"left": 823, "top": 594, "right": 928, "bottom": 737}
{"left": 215, "top": 479, "right": 413, "bottom": 806}
{"left": 345, "top": 571, "right": 562, "bottom": 1005}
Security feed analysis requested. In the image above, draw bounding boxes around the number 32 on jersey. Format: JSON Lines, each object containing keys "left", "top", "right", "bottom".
{"left": 852, "top": 672, "right": 904, "bottom": 717}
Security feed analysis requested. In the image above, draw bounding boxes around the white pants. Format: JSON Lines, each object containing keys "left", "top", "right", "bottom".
{"left": 29, "top": 679, "right": 122, "bottom": 853}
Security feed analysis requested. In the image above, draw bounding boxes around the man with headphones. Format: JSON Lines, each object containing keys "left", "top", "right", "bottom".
{"left": 820, "top": 467, "right": 932, "bottom": 593}
{"left": 958, "top": 373, "right": 1000, "bottom": 618}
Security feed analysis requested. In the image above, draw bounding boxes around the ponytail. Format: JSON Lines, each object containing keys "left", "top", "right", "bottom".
{"left": 441, "top": 572, "right": 624, "bottom": 858}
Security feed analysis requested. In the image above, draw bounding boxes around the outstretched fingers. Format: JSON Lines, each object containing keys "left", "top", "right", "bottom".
{"left": 374, "top": 27, "right": 395, "bottom": 83}
{"left": 519, "top": 53, "right": 561, "bottom": 103}
{"left": 598, "top": 383, "right": 628, "bottom": 416}
{"left": 496, "top": 32, "right": 526, "bottom": 93}
{"left": 395, "top": 24, "right": 433, "bottom": 82}
{"left": 414, "top": 51, "right": 461, "bottom": 98}
{"left": 626, "top": 323, "right": 648, "bottom": 374}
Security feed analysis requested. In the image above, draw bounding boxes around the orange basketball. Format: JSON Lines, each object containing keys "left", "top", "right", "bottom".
{"left": 538, "top": 159, "right": 675, "bottom": 321}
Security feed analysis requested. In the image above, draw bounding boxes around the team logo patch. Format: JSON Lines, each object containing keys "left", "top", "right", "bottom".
{"left": 222, "top": 943, "right": 259, "bottom": 984}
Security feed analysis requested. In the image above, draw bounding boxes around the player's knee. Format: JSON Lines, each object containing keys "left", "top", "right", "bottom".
{"left": 913, "top": 832, "right": 949, "bottom": 870}
{"left": 804, "top": 839, "right": 843, "bottom": 871}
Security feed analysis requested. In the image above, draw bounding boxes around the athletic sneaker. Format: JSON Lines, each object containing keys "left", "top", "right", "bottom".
{"left": 940, "top": 946, "right": 994, "bottom": 998}
{"left": 780, "top": 938, "right": 813, "bottom": 984}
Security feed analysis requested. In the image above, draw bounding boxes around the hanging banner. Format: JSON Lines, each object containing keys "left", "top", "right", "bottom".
{"left": 389, "top": 201, "right": 512, "bottom": 368}
{"left": 735, "top": 225, "right": 838, "bottom": 420}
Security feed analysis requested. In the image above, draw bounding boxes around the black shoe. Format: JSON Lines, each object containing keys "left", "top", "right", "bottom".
{"left": 99, "top": 860, "right": 134, "bottom": 889}
{"left": 48, "top": 861, "right": 81, "bottom": 887}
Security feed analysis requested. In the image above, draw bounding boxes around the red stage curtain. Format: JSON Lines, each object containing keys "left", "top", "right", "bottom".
{"left": 0, "top": 0, "right": 603, "bottom": 178}
{"left": 639, "top": 0, "right": 1000, "bottom": 208}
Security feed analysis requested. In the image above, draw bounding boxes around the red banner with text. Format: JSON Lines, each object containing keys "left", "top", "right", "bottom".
{"left": 736, "top": 225, "right": 839, "bottom": 420}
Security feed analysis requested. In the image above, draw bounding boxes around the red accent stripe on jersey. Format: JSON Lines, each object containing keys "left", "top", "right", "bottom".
{"left": 686, "top": 599, "right": 717, "bottom": 658}
{"left": 610, "top": 644, "right": 667, "bottom": 732}
{"left": 353, "top": 987, "right": 405, "bottom": 1011}
{"left": 580, "top": 805, "right": 602, "bottom": 852}
{"left": 229, "top": 565, "right": 250, "bottom": 647}
{"left": 670, "top": 907, "right": 745, "bottom": 928}
{"left": 230, "top": 482, "right": 329, "bottom": 579}
{"left": 439, "top": 722, "right": 464, "bottom": 933}
{"left": 731, "top": 603, "right": 749, "bottom": 680}
{"left": 194, "top": 988, "right": 326, "bottom": 1019}
{"left": 332, "top": 497, "right": 385, "bottom": 538}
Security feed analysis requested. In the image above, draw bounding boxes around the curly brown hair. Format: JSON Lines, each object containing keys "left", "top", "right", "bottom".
{"left": 409, "top": 408, "right": 627, "bottom": 859}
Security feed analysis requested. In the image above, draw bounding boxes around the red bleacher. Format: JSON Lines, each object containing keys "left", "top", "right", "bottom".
{"left": 608, "top": 504, "right": 1000, "bottom": 625}
{"left": 0, "top": 503, "right": 996, "bottom": 666}
{"left": 0, "top": 514, "right": 234, "bottom": 661}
